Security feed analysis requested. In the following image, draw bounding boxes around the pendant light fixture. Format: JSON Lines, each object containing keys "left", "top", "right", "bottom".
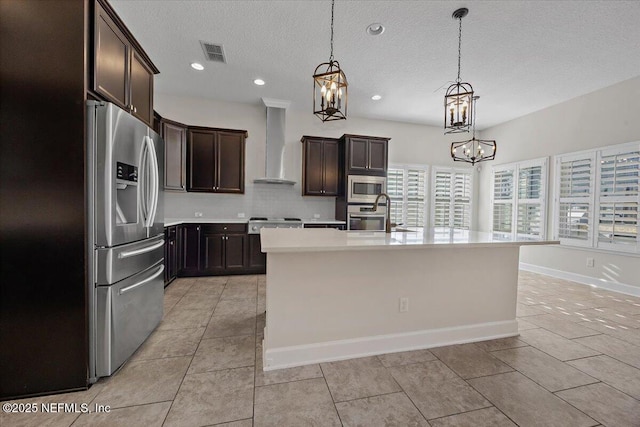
{"left": 451, "top": 96, "right": 496, "bottom": 165}
{"left": 313, "top": 0, "right": 348, "bottom": 122}
{"left": 444, "top": 8, "right": 473, "bottom": 134}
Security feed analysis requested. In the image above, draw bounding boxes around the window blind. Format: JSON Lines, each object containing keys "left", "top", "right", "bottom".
{"left": 432, "top": 168, "right": 473, "bottom": 229}
{"left": 492, "top": 159, "right": 547, "bottom": 239}
{"left": 554, "top": 142, "right": 639, "bottom": 253}
{"left": 558, "top": 157, "right": 593, "bottom": 242}
{"left": 387, "top": 166, "right": 427, "bottom": 228}
{"left": 597, "top": 149, "right": 639, "bottom": 247}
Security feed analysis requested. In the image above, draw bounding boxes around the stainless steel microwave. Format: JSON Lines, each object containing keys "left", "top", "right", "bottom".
{"left": 347, "top": 175, "right": 386, "bottom": 203}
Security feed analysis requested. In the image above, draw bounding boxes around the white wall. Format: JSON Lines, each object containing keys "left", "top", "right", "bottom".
{"left": 156, "top": 93, "right": 474, "bottom": 221}
{"left": 477, "top": 76, "right": 640, "bottom": 288}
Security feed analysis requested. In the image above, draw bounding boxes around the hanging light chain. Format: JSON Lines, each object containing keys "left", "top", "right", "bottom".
{"left": 456, "top": 15, "right": 462, "bottom": 83}
{"left": 471, "top": 97, "right": 478, "bottom": 138}
{"left": 329, "top": 0, "right": 335, "bottom": 61}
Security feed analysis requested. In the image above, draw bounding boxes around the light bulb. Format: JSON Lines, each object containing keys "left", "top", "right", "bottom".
{"left": 330, "top": 81, "right": 337, "bottom": 91}
{"left": 321, "top": 84, "right": 327, "bottom": 94}
{"left": 325, "top": 90, "right": 331, "bottom": 101}
{"left": 338, "top": 88, "right": 343, "bottom": 98}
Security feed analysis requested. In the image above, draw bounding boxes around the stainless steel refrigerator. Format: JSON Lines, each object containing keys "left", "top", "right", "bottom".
{"left": 87, "top": 101, "right": 164, "bottom": 382}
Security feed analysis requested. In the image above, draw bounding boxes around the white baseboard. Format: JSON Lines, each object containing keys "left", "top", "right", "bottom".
{"left": 519, "top": 262, "right": 640, "bottom": 297}
{"left": 263, "top": 320, "right": 518, "bottom": 371}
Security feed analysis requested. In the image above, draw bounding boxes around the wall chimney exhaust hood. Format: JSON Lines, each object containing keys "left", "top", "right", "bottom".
{"left": 254, "top": 98, "right": 296, "bottom": 185}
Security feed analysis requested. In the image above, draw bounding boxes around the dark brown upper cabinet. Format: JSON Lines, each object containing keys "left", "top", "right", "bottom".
{"left": 187, "top": 127, "right": 247, "bottom": 193}
{"left": 93, "top": 0, "right": 159, "bottom": 127}
{"left": 301, "top": 136, "right": 340, "bottom": 196}
{"left": 342, "top": 135, "right": 389, "bottom": 176}
{"left": 161, "top": 118, "right": 187, "bottom": 191}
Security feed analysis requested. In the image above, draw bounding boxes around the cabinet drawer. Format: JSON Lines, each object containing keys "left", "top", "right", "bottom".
{"left": 202, "top": 223, "right": 247, "bottom": 233}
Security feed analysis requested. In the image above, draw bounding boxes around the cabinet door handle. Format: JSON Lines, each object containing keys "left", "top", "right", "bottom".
{"left": 134, "top": 107, "right": 137, "bottom": 113}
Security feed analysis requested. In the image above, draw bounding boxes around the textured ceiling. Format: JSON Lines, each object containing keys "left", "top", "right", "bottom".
{"left": 110, "top": 0, "right": 640, "bottom": 129}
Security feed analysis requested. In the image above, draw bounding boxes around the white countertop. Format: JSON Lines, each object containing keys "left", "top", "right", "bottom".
{"left": 164, "top": 218, "right": 346, "bottom": 227}
{"left": 260, "top": 227, "right": 559, "bottom": 253}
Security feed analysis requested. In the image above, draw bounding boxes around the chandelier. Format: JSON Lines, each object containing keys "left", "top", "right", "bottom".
{"left": 451, "top": 96, "right": 496, "bottom": 165}
{"left": 313, "top": 0, "right": 348, "bottom": 122}
{"left": 444, "top": 8, "right": 473, "bottom": 134}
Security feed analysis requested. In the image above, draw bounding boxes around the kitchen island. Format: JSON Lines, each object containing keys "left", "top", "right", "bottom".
{"left": 260, "top": 227, "right": 558, "bottom": 371}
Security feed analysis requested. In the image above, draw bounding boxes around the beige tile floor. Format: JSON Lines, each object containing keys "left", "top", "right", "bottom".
{"left": 3, "top": 271, "right": 640, "bottom": 427}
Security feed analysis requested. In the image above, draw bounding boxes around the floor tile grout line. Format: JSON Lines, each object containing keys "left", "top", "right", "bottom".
{"left": 160, "top": 277, "right": 229, "bottom": 426}
{"left": 554, "top": 367, "right": 640, "bottom": 404}
{"left": 317, "top": 363, "right": 344, "bottom": 425}
{"left": 330, "top": 389, "right": 408, "bottom": 405}
{"left": 424, "top": 404, "right": 504, "bottom": 423}
{"left": 462, "top": 374, "right": 548, "bottom": 427}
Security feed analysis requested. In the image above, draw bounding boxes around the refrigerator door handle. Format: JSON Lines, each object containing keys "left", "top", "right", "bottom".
{"left": 139, "top": 140, "right": 150, "bottom": 226}
{"left": 143, "top": 135, "right": 159, "bottom": 228}
{"left": 118, "top": 240, "right": 165, "bottom": 259}
{"left": 119, "top": 264, "right": 164, "bottom": 295}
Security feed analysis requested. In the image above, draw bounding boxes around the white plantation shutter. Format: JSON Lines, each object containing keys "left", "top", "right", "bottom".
{"left": 517, "top": 164, "right": 545, "bottom": 237}
{"left": 433, "top": 170, "right": 452, "bottom": 227}
{"left": 557, "top": 155, "right": 594, "bottom": 244}
{"left": 387, "top": 168, "right": 404, "bottom": 226}
{"left": 554, "top": 141, "right": 639, "bottom": 254}
{"left": 406, "top": 168, "right": 426, "bottom": 227}
{"left": 431, "top": 168, "right": 473, "bottom": 229}
{"left": 492, "top": 169, "right": 514, "bottom": 234}
{"left": 453, "top": 173, "right": 472, "bottom": 229}
{"left": 597, "top": 147, "right": 639, "bottom": 250}
{"left": 492, "top": 158, "right": 547, "bottom": 239}
{"left": 387, "top": 165, "right": 428, "bottom": 227}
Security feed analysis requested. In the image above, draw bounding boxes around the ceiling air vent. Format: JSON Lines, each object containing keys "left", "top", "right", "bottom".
{"left": 200, "top": 41, "right": 226, "bottom": 63}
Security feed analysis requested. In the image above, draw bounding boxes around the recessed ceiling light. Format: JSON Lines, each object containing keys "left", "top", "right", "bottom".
{"left": 371, "top": 95, "right": 382, "bottom": 101}
{"left": 190, "top": 62, "right": 204, "bottom": 71}
{"left": 254, "top": 79, "right": 265, "bottom": 86}
{"left": 366, "top": 23, "right": 385, "bottom": 36}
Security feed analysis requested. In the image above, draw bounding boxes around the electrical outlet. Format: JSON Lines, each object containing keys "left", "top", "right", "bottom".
{"left": 399, "top": 297, "right": 409, "bottom": 313}
{"left": 237, "top": 212, "right": 245, "bottom": 218}
{"left": 313, "top": 213, "right": 320, "bottom": 219}
{"left": 586, "top": 258, "right": 595, "bottom": 268}
{"left": 194, "top": 212, "right": 203, "bottom": 217}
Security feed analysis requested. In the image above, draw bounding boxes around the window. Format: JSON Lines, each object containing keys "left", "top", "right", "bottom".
{"left": 387, "top": 165, "right": 428, "bottom": 228}
{"left": 554, "top": 142, "right": 639, "bottom": 253}
{"left": 492, "top": 158, "right": 548, "bottom": 239}
{"left": 431, "top": 167, "right": 473, "bottom": 229}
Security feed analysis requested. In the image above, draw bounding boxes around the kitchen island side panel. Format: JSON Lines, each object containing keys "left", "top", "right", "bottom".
{"left": 0, "top": 0, "right": 88, "bottom": 398}
{"left": 263, "top": 246, "right": 519, "bottom": 369}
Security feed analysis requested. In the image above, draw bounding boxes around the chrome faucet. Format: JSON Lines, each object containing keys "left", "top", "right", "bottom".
{"left": 373, "top": 193, "right": 393, "bottom": 233}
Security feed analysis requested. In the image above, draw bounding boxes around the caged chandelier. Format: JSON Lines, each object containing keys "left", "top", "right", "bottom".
{"left": 313, "top": 0, "right": 348, "bottom": 122}
{"left": 451, "top": 96, "right": 496, "bottom": 165}
{"left": 444, "top": 8, "right": 474, "bottom": 134}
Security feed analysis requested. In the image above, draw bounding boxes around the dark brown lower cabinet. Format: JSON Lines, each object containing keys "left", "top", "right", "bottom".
{"left": 164, "top": 226, "right": 178, "bottom": 286}
{"left": 248, "top": 234, "right": 266, "bottom": 272}
{"left": 179, "top": 224, "right": 201, "bottom": 276}
{"left": 173, "top": 223, "right": 271, "bottom": 277}
{"left": 196, "top": 224, "right": 248, "bottom": 276}
{"left": 202, "top": 233, "right": 225, "bottom": 274}
{"left": 225, "top": 234, "right": 247, "bottom": 270}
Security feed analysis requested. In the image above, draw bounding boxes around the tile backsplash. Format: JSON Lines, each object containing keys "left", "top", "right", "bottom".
{"left": 165, "top": 183, "right": 336, "bottom": 220}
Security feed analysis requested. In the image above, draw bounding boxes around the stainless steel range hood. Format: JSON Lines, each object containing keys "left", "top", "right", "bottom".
{"left": 253, "top": 98, "right": 296, "bottom": 185}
